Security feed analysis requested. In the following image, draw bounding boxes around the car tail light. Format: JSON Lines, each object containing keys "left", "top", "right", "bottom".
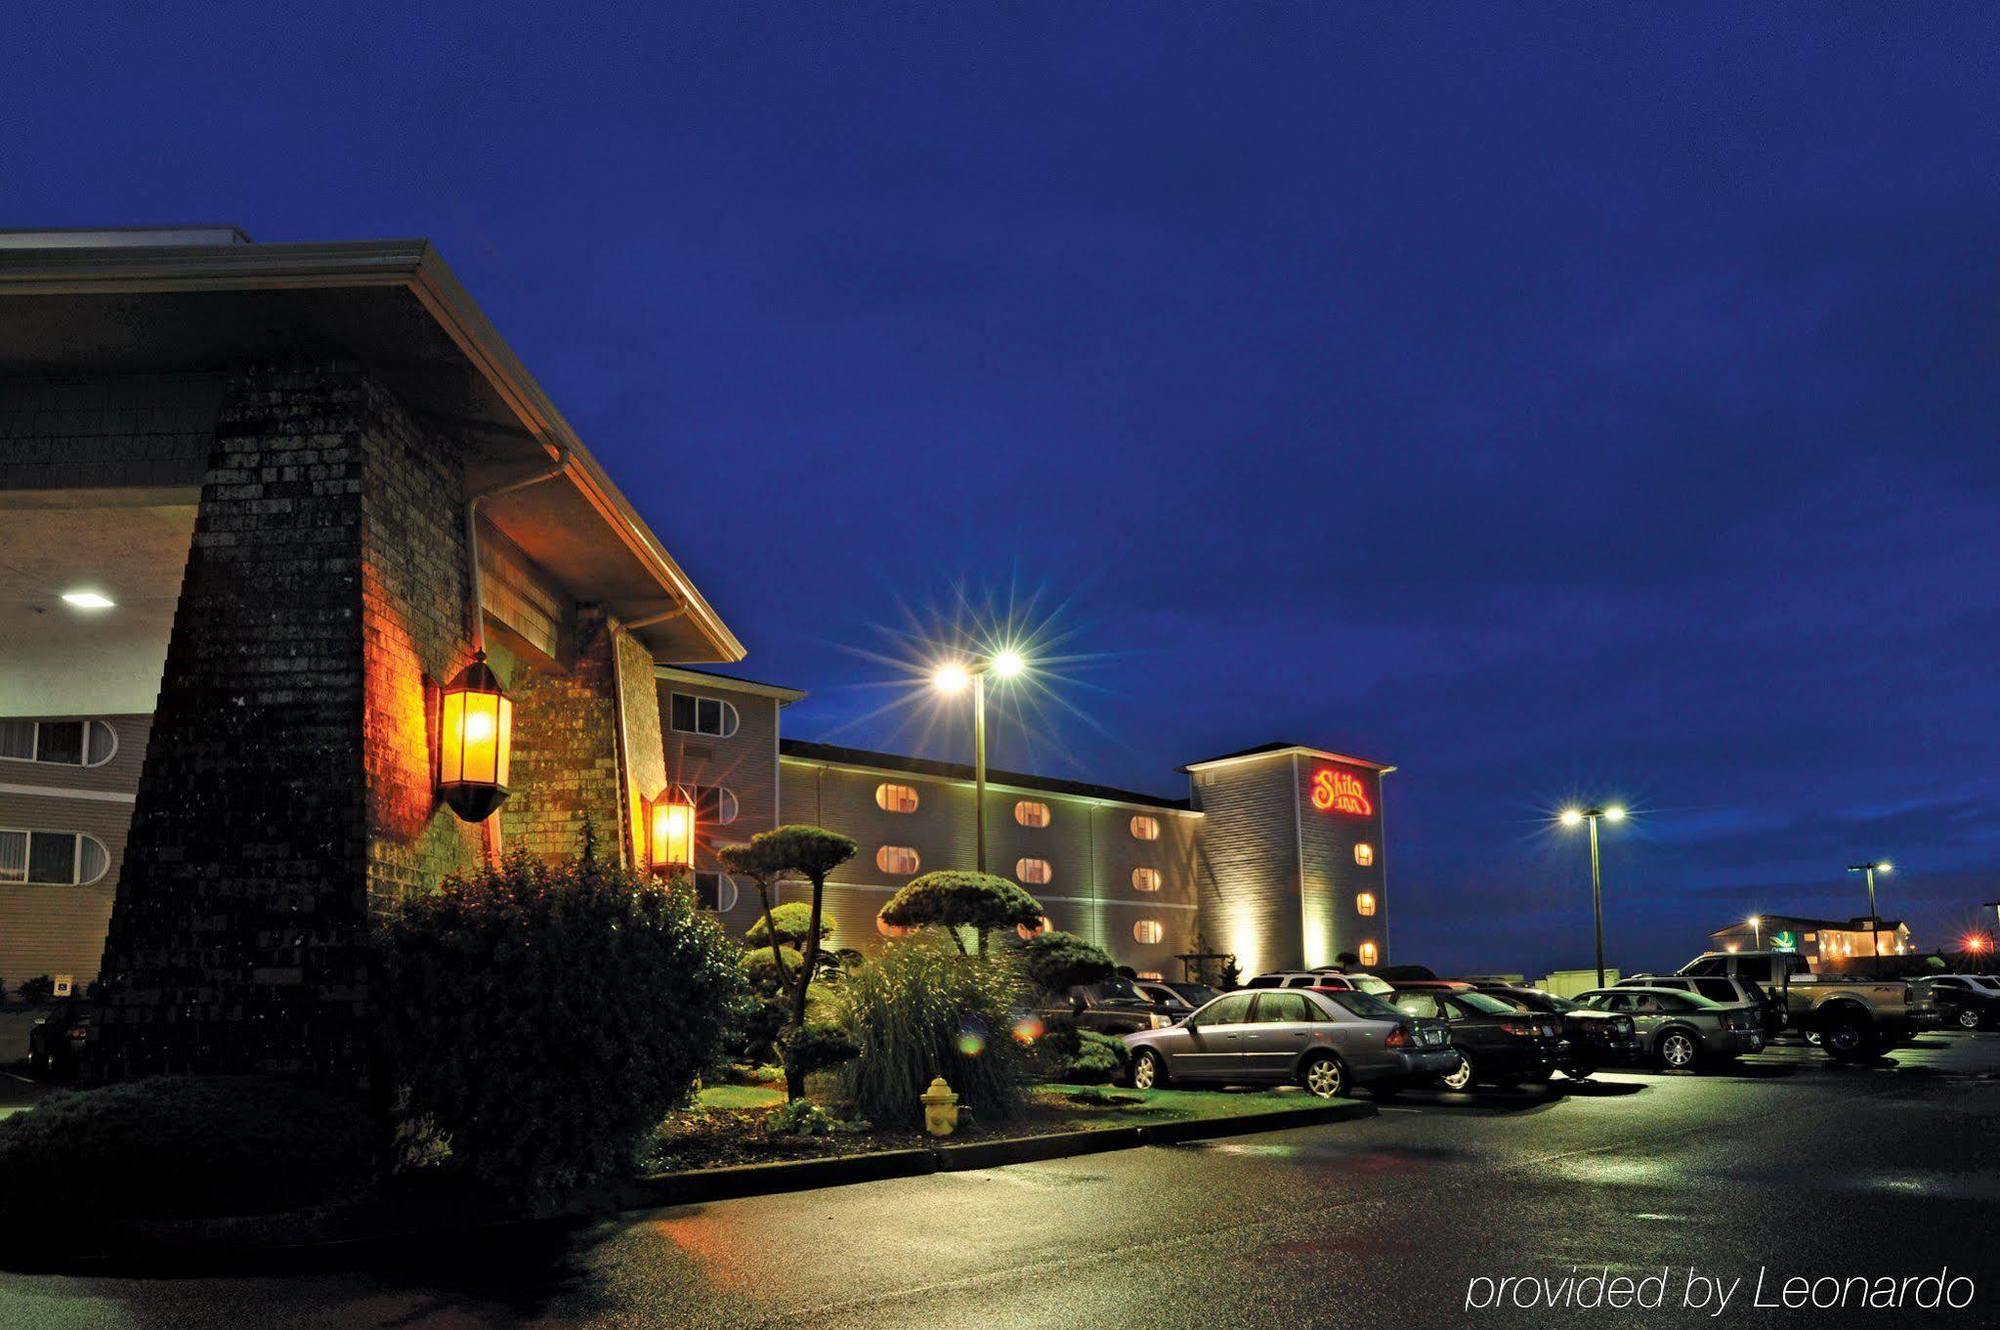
{"left": 1385, "top": 1026, "right": 1412, "bottom": 1049}
{"left": 1499, "top": 1021, "right": 1539, "bottom": 1037}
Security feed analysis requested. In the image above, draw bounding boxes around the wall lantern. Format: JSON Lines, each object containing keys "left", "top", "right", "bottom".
{"left": 438, "top": 651, "right": 512, "bottom": 822}
{"left": 648, "top": 789, "right": 696, "bottom": 874}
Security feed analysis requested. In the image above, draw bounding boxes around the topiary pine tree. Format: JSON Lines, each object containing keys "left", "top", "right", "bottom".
{"left": 878, "top": 870, "right": 1044, "bottom": 956}
{"left": 727, "top": 825, "right": 857, "bottom": 1098}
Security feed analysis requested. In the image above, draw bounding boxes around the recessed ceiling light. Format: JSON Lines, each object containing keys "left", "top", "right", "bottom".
{"left": 60, "top": 590, "right": 116, "bottom": 609}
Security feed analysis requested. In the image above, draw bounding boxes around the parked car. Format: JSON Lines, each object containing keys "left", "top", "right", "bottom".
{"left": 28, "top": 998, "right": 96, "bottom": 1079}
{"left": 1044, "top": 977, "right": 1179, "bottom": 1035}
{"left": 1385, "top": 987, "right": 1564, "bottom": 1089}
{"left": 1474, "top": 984, "right": 1640, "bottom": 1080}
{"left": 1573, "top": 986, "right": 1764, "bottom": 1070}
{"left": 1677, "top": 950, "right": 1938, "bottom": 1058}
{"left": 1930, "top": 975, "right": 2000, "bottom": 1031}
{"left": 1122, "top": 987, "right": 1458, "bottom": 1098}
{"left": 1132, "top": 980, "right": 1221, "bottom": 1016}
{"left": 1244, "top": 970, "right": 1395, "bottom": 996}
{"left": 1619, "top": 973, "right": 1785, "bottom": 1036}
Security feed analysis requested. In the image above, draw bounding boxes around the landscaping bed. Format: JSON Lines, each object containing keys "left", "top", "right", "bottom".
{"left": 641, "top": 1080, "right": 1350, "bottom": 1175}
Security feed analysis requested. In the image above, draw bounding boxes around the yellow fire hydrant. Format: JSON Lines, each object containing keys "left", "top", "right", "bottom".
{"left": 921, "top": 1076, "right": 960, "bottom": 1137}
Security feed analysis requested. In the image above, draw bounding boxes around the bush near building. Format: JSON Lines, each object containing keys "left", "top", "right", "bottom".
{"left": 1019, "top": 930, "right": 1116, "bottom": 995}
{"left": 17, "top": 975, "right": 54, "bottom": 1004}
{"left": 373, "top": 845, "right": 740, "bottom": 1203}
{"left": 745, "top": 902, "right": 830, "bottom": 949}
{"left": 0, "top": 1076, "right": 373, "bottom": 1227}
{"left": 878, "top": 871, "right": 1045, "bottom": 955}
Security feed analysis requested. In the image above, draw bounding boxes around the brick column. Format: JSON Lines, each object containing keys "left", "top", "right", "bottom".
{"left": 499, "top": 607, "right": 631, "bottom": 865}
{"left": 96, "top": 363, "right": 484, "bottom": 1080}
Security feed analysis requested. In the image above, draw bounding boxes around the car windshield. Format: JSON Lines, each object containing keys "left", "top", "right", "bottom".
{"left": 1455, "top": 991, "right": 1520, "bottom": 1015}
{"left": 1088, "top": 978, "right": 1146, "bottom": 1003}
{"left": 1352, "top": 974, "right": 1394, "bottom": 995}
{"left": 1319, "top": 989, "right": 1403, "bottom": 1020}
{"left": 1165, "top": 982, "right": 1220, "bottom": 1006}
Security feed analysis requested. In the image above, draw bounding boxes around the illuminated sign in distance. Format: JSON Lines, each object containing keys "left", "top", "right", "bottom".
{"left": 1309, "top": 768, "right": 1373, "bottom": 816}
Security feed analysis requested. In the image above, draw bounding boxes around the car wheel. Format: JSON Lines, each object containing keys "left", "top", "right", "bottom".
{"left": 1437, "top": 1053, "right": 1475, "bottom": 1091}
{"left": 1300, "top": 1052, "right": 1346, "bottom": 1099}
{"left": 1656, "top": 1030, "right": 1699, "bottom": 1070}
{"left": 1131, "top": 1049, "right": 1166, "bottom": 1091}
{"left": 1821, "top": 1014, "right": 1874, "bottom": 1062}
{"left": 1957, "top": 1008, "right": 1982, "bottom": 1031}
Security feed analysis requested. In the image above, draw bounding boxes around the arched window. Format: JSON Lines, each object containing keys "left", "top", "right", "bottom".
{"left": 1353, "top": 842, "right": 1375, "bottom": 866}
{"left": 669, "top": 693, "right": 740, "bottom": 738}
{"left": 875, "top": 783, "right": 920, "bottom": 814}
{"left": 1132, "top": 919, "right": 1165, "bottom": 945}
{"left": 1356, "top": 892, "right": 1377, "bottom": 916}
{"left": 1129, "top": 815, "right": 1161, "bottom": 841}
{"left": 877, "top": 845, "right": 921, "bottom": 875}
{"left": 1358, "top": 940, "right": 1379, "bottom": 967}
{"left": 1131, "top": 867, "right": 1162, "bottom": 892}
{"left": 687, "top": 785, "right": 739, "bottom": 825}
{"left": 0, "top": 719, "right": 118, "bottom": 767}
{"left": 692, "top": 872, "right": 739, "bottom": 912}
{"left": 1014, "top": 800, "right": 1051, "bottom": 828}
{"left": 1015, "top": 857, "right": 1053, "bottom": 885}
{"left": 0, "top": 830, "right": 111, "bottom": 886}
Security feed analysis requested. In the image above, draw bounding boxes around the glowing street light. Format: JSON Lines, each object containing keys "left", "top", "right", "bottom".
{"left": 1846, "top": 860, "right": 1893, "bottom": 956}
{"left": 932, "top": 650, "right": 1030, "bottom": 872}
{"left": 1749, "top": 915, "right": 1763, "bottom": 949}
{"left": 1559, "top": 804, "right": 1628, "bottom": 988}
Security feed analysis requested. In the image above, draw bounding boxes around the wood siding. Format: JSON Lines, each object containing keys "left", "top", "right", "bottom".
{"left": 659, "top": 675, "right": 784, "bottom": 934}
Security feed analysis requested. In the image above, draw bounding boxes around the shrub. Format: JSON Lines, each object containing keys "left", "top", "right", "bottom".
{"left": 740, "top": 945, "right": 806, "bottom": 990}
{"left": 0, "top": 1076, "right": 372, "bottom": 1226}
{"left": 372, "top": 846, "right": 741, "bottom": 1203}
{"left": 767, "top": 1100, "right": 840, "bottom": 1137}
{"left": 779, "top": 1021, "right": 859, "bottom": 1086}
{"left": 1027, "top": 1022, "right": 1127, "bottom": 1085}
{"left": 830, "top": 934, "right": 1029, "bottom": 1129}
{"left": 17, "top": 975, "right": 53, "bottom": 1004}
{"left": 745, "top": 902, "right": 829, "bottom": 948}
{"left": 878, "top": 871, "right": 1043, "bottom": 953}
{"left": 1020, "top": 931, "right": 1115, "bottom": 995}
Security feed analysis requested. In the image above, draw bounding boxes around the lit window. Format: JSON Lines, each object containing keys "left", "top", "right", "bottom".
{"left": 0, "top": 719, "right": 118, "bottom": 767}
{"left": 877, "top": 845, "right": 921, "bottom": 875}
{"left": 1015, "top": 857, "right": 1053, "bottom": 885}
{"left": 1131, "top": 867, "right": 1162, "bottom": 892}
{"left": 875, "top": 783, "right": 920, "bottom": 814}
{"left": 692, "top": 872, "right": 739, "bottom": 912}
{"left": 1133, "top": 919, "right": 1165, "bottom": 945}
{"left": 1356, "top": 892, "right": 1377, "bottom": 916}
{"left": 1014, "top": 800, "right": 1051, "bottom": 828}
{"left": 669, "top": 693, "right": 740, "bottom": 738}
{"left": 1358, "top": 941, "right": 1379, "bottom": 966}
{"left": 685, "top": 784, "right": 739, "bottom": 825}
{"left": 1130, "top": 815, "right": 1161, "bottom": 841}
{"left": 0, "top": 830, "right": 110, "bottom": 886}
{"left": 1353, "top": 842, "right": 1374, "bottom": 866}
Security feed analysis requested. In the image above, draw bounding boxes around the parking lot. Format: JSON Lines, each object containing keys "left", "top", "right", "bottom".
{"left": 5, "top": 1029, "right": 1995, "bottom": 1328}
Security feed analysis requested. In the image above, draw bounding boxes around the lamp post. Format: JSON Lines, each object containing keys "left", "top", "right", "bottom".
{"left": 1749, "top": 915, "right": 1762, "bottom": 950}
{"left": 933, "top": 649, "right": 1026, "bottom": 873}
{"left": 1560, "top": 804, "right": 1627, "bottom": 988}
{"left": 1845, "top": 860, "right": 1892, "bottom": 956}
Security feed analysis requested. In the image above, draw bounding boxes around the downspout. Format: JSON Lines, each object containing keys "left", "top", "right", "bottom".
{"left": 462, "top": 447, "right": 573, "bottom": 858}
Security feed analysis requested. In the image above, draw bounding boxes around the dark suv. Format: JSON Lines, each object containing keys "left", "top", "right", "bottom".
{"left": 1387, "top": 987, "right": 1564, "bottom": 1089}
{"left": 1474, "top": 984, "right": 1640, "bottom": 1080}
{"left": 28, "top": 998, "right": 97, "bottom": 1079}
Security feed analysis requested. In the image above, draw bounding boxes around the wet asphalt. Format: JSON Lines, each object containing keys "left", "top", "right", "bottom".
{"left": 4, "top": 1032, "right": 1996, "bottom": 1329}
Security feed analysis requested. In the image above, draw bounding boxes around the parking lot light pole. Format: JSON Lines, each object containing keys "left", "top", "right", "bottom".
{"left": 1749, "top": 915, "right": 1762, "bottom": 949}
{"left": 1846, "top": 861, "right": 1892, "bottom": 956}
{"left": 933, "top": 650, "right": 1027, "bottom": 873}
{"left": 1561, "top": 804, "right": 1627, "bottom": 988}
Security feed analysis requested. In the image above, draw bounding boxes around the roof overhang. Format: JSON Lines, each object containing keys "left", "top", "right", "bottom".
{"left": 654, "top": 664, "right": 807, "bottom": 705}
{"left": 1180, "top": 744, "right": 1397, "bottom": 775}
{"left": 0, "top": 238, "right": 743, "bottom": 664}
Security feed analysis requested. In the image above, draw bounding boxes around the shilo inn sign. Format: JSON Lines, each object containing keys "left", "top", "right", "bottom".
{"left": 1464, "top": 1266, "right": 1976, "bottom": 1315}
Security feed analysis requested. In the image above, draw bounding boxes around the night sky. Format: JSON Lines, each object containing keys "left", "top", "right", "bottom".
{"left": 11, "top": 5, "right": 1998, "bottom": 974}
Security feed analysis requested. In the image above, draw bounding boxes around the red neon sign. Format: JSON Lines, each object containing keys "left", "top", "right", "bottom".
{"left": 1309, "top": 767, "right": 1373, "bottom": 816}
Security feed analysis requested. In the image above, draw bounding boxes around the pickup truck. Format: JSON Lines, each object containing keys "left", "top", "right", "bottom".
{"left": 1677, "top": 950, "right": 1938, "bottom": 1060}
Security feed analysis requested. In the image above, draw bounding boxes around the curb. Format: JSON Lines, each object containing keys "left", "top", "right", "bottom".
{"left": 1, "top": 1096, "right": 1375, "bottom": 1274}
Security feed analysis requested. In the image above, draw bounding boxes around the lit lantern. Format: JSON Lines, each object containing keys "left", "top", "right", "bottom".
{"left": 648, "top": 790, "right": 695, "bottom": 874}
{"left": 437, "top": 651, "right": 511, "bottom": 822}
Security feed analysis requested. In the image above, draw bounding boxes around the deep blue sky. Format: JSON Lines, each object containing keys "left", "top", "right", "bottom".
{"left": 10, "top": 5, "right": 1998, "bottom": 974}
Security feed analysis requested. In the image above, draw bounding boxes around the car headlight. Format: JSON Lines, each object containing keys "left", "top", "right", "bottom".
{"left": 1148, "top": 1013, "right": 1172, "bottom": 1029}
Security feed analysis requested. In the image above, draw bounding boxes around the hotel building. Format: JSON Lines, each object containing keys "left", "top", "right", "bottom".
{"left": 0, "top": 228, "right": 1392, "bottom": 1075}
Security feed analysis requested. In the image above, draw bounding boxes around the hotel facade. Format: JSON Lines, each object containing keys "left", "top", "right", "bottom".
{"left": 0, "top": 228, "right": 1392, "bottom": 1076}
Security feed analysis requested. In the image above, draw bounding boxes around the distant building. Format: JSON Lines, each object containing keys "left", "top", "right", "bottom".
{"left": 1708, "top": 915, "right": 1914, "bottom": 969}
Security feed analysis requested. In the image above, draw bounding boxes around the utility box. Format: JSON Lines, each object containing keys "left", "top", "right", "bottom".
{"left": 1537, "top": 968, "right": 1620, "bottom": 999}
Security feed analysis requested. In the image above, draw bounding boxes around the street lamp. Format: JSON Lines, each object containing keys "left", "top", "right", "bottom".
{"left": 933, "top": 650, "right": 1029, "bottom": 873}
{"left": 1749, "top": 915, "right": 1762, "bottom": 950}
{"left": 1559, "top": 804, "right": 1627, "bottom": 988}
{"left": 1845, "top": 860, "right": 1892, "bottom": 957}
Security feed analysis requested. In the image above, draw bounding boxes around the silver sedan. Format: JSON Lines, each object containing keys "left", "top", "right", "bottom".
{"left": 1121, "top": 987, "right": 1458, "bottom": 1098}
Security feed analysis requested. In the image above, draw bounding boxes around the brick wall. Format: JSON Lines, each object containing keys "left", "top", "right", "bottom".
{"left": 499, "top": 606, "right": 629, "bottom": 866}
